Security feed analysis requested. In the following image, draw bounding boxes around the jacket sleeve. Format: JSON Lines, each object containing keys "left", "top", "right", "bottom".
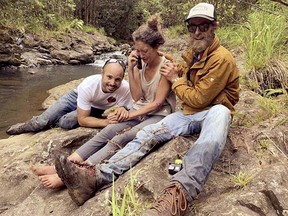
{"left": 172, "top": 57, "right": 234, "bottom": 109}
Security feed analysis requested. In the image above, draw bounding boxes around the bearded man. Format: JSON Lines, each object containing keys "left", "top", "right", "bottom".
{"left": 142, "top": 3, "right": 240, "bottom": 215}
{"left": 54, "top": 3, "right": 240, "bottom": 215}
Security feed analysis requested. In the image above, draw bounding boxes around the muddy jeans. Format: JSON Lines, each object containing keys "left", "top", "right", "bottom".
{"left": 99, "top": 105, "right": 231, "bottom": 201}
{"left": 76, "top": 115, "right": 164, "bottom": 164}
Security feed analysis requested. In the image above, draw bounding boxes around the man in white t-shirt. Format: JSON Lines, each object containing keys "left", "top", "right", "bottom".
{"left": 6, "top": 59, "right": 132, "bottom": 135}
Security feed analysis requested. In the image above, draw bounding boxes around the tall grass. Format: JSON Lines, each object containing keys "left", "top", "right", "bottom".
{"left": 220, "top": 1, "right": 288, "bottom": 95}
{"left": 110, "top": 170, "right": 145, "bottom": 216}
{"left": 257, "top": 97, "right": 283, "bottom": 116}
{"left": 240, "top": 11, "right": 286, "bottom": 71}
{"left": 217, "top": 1, "right": 287, "bottom": 73}
{"left": 217, "top": 25, "right": 243, "bottom": 50}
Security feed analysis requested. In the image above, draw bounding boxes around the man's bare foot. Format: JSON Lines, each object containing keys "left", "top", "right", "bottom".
{"left": 39, "top": 174, "right": 64, "bottom": 189}
{"left": 31, "top": 165, "right": 56, "bottom": 176}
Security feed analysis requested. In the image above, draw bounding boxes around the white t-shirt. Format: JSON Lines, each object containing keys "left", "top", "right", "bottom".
{"left": 77, "top": 74, "right": 132, "bottom": 111}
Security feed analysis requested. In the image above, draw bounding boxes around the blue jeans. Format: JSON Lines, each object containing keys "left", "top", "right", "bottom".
{"left": 27, "top": 90, "right": 78, "bottom": 131}
{"left": 99, "top": 105, "right": 231, "bottom": 201}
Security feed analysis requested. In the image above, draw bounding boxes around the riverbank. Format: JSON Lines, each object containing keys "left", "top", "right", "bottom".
{"left": 0, "top": 27, "right": 126, "bottom": 69}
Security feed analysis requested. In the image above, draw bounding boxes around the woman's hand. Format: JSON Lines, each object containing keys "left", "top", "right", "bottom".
{"left": 128, "top": 50, "right": 139, "bottom": 71}
{"left": 107, "top": 107, "right": 129, "bottom": 122}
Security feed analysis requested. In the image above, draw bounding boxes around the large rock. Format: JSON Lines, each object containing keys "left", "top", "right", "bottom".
{"left": 0, "top": 85, "right": 287, "bottom": 215}
{"left": 21, "top": 51, "right": 52, "bottom": 67}
{"left": 0, "top": 28, "right": 118, "bottom": 68}
{"left": 0, "top": 30, "right": 22, "bottom": 67}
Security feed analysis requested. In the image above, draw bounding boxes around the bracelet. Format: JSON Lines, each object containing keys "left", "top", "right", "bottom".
{"left": 171, "top": 77, "right": 183, "bottom": 83}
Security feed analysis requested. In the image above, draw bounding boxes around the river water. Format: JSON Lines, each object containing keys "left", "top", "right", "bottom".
{"left": 0, "top": 64, "right": 102, "bottom": 139}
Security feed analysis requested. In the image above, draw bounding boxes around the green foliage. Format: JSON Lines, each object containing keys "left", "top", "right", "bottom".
{"left": 255, "top": 138, "right": 273, "bottom": 164}
{"left": 161, "top": 0, "right": 192, "bottom": 27}
{"left": 70, "top": 19, "right": 84, "bottom": 30}
{"left": 84, "top": 0, "right": 138, "bottom": 39}
{"left": 233, "top": 0, "right": 288, "bottom": 72}
{"left": 275, "top": 118, "right": 288, "bottom": 127}
{"left": 97, "top": 27, "right": 107, "bottom": 36}
{"left": 247, "top": 79, "right": 260, "bottom": 92}
{"left": 232, "top": 111, "right": 268, "bottom": 127}
{"left": 87, "top": 0, "right": 255, "bottom": 39}
{"left": 217, "top": 24, "right": 243, "bottom": 49}
{"left": 110, "top": 170, "right": 145, "bottom": 216}
{"left": 111, "top": 176, "right": 127, "bottom": 216}
{"left": 107, "top": 37, "right": 117, "bottom": 45}
{"left": 232, "top": 92, "right": 287, "bottom": 127}
{"left": 93, "top": 0, "right": 173, "bottom": 39}
{"left": 239, "top": 75, "right": 247, "bottom": 86}
{"left": 166, "top": 25, "right": 186, "bottom": 39}
{"left": 257, "top": 97, "right": 283, "bottom": 116}
{"left": 258, "top": 139, "right": 270, "bottom": 149}
{"left": 0, "top": 0, "right": 85, "bottom": 34}
{"left": 220, "top": 1, "right": 288, "bottom": 95}
{"left": 82, "top": 25, "right": 100, "bottom": 34}
{"left": 231, "top": 171, "right": 253, "bottom": 189}
{"left": 243, "top": 12, "right": 286, "bottom": 70}
{"left": 263, "top": 88, "right": 286, "bottom": 97}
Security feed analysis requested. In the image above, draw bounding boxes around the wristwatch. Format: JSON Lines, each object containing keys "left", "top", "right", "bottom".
{"left": 171, "top": 77, "right": 183, "bottom": 83}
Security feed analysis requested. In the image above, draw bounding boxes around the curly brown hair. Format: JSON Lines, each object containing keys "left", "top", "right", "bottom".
{"left": 132, "top": 14, "right": 165, "bottom": 49}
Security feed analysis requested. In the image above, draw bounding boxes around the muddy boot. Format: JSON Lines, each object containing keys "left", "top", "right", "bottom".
{"left": 6, "top": 122, "right": 33, "bottom": 135}
{"left": 55, "top": 155, "right": 105, "bottom": 206}
{"left": 142, "top": 183, "right": 188, "bottom": 216}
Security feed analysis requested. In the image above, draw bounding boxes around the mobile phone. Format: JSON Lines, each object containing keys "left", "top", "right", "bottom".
{"left": 136, "top": 56, "right": 142, "bottom": 70}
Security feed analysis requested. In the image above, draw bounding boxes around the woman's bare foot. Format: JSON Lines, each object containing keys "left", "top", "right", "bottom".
{"left": 31, "top": 165, "right": 56, "bottom": 176}
{"left": 39, "top": 174, "right": 64, "bottom": 189}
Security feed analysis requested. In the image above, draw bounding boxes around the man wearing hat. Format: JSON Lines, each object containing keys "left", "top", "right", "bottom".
{"left": 53, "top": 3, "right": 239, "bottom": 215}
{"left": 141, "top": 3, "right": 240, "bottom": 215}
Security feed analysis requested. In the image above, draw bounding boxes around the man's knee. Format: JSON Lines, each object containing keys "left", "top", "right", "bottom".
{"left": 58, "top": 115, "right": 79, "bottom": 129}
{"left": 212, "top": 104, "right": 230, "bottom": 112}
{"left": 210, "top": 105, "right": 231, "bottom": 118}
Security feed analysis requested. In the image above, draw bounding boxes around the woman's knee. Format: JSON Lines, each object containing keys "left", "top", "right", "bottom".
{"left": 109, "top": 129, "right": 136, "bottom": 149}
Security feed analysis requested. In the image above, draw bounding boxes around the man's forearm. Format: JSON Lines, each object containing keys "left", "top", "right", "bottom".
{"left": 78, "top": 117, "right": 109, "bottom": 128}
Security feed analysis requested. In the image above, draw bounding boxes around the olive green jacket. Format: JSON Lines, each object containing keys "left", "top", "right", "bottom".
{"left": 172, "top": 36, "right": 240, "bottom": 114}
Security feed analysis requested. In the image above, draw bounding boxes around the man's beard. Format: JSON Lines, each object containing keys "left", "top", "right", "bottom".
{"left": 190, "top": 32, "right": 214, "bottom": 53}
